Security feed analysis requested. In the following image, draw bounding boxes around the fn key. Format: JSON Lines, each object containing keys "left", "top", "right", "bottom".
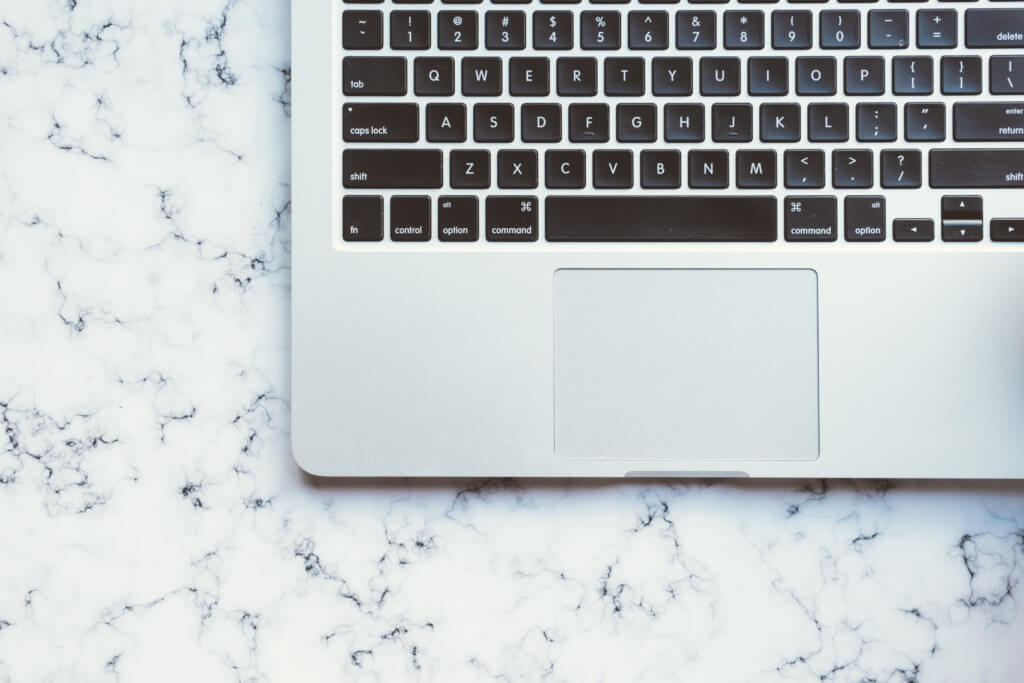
{"left": 343, "top": 196, "right": 383, "bottom": 242}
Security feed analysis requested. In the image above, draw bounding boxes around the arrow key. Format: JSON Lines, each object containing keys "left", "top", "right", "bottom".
{"left": 941, "top": 195, "right": 982, "bottom": 242}
{"left": 991, "top": 219, "right": 1024, "bottom": 242}
{"left": 893, "top": 218, "right": 934, "bottom": 243}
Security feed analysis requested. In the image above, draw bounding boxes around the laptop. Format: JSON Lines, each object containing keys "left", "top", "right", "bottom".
{"left": 291, "top": 0, "right": 1024, "bottom": 477}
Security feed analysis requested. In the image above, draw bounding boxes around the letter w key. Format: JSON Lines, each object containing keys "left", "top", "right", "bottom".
{"left": 462, "top": 58, "right": 502, "bottom": 96}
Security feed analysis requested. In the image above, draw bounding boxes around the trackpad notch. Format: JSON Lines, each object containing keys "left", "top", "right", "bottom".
{"left": 554, "top": 269, "right": 819, "bottom": 461}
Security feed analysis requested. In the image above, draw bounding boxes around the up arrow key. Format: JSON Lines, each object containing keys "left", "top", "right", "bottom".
{"left": 992, "top": 219, "right": 1024, "bottom": 242}
{"left": 941, "top": 195, "right": 983, "bottom": 242}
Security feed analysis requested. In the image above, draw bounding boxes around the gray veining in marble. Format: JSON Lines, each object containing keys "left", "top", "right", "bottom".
{"left": 1, "top": 1, "right": 1022, "bottom": 680}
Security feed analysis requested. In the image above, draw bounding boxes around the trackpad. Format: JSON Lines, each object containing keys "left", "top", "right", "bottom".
{"left": 554, "top": 269, "right": 819, "bottom": 461}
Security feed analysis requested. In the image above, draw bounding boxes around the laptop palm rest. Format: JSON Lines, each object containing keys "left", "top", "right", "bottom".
{"left": 553, "top": 269, "right": 820, "bottom": 462}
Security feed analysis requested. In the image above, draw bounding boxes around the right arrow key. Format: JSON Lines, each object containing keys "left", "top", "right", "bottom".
{"left": 991, "top": 219, "right": 1024, "bottom": 242}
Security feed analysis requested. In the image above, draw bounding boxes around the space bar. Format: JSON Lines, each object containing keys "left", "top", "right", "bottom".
{"left": 545, "top": 196, "right": 778, "bottom": 242}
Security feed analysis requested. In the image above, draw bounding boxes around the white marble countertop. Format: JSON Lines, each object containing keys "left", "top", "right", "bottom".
{"left": 1, "top": 1, "right": 1022, "bottom": 680}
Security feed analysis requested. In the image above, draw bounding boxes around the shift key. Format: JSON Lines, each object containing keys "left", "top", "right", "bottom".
{"left": 343, "top": 149, "right": 442, "bottom": 188}
{"left": 343, "top": 103, "right": 418, "bottom": 142}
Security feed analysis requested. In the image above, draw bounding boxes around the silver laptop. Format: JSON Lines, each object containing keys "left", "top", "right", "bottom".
{"left": 292, "top": 0, "right": 1024, "bottom": 477}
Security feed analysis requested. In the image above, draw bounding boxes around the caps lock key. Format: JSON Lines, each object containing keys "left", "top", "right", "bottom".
{"left": 343, "top": 103, "right": 418, "bottom": 142}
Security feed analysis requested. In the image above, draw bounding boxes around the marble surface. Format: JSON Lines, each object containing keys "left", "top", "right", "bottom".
{"left": 1, "top": 1, "right": 1023, "bottom": 680}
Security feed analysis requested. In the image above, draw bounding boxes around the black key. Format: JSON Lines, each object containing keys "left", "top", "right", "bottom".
{"left": 748, "top": 57, "right": 789, "bottom": 96}
{"left": 736, "top": 150, "right": 777, "bottom": 188}
{"left": 438, "top": 196, "right": 479, "bottom": 242}
{"left": 545, "top": 196, "right": 777, "bottom": 242}
{"left": 832, "top": 149, "right": 873, "bottom": 189}
{"left": 605, "top": 58, "right": 645, "bottom": 95}
{"left": 990, "top": 57, "right": 1024, "bottom": 95}
{"left": 966, "top": 9, "right": 1024, "bottom": 48}
{"left": 773, "top": 10, "right": 812, "bottom": 49}
{"left": 393, "top": 0, "right": 432, "bottom": 4}
{"left": 796, "top": 57, "right": 836, "bottom": 95}
{"left": 534, "top": 11, "right": 573, "bottom": 49}
{"left": 712, "top": 104, "right": 753, "bottom": 142}
{"left": 426, "top": 103, "right": 466, "bottom": 142}
{"left": 343, "top": 103, "right": 418, "bottom": 142}
{"left": 542, "top": 0, "right": 581, "bottom": 4}
{"left": 521, "top": 104, "right": 561, "bottom": 142}
{"left": 930, "top": 150, "right": 1024, "bottom": 188}
{"left": 784, "top": 149, "right": 825, "bottom": 188}
{"left": 498, "top": 149, "right": 538, "bottom": 188}
{"left": 991, "top": 219, "right": 1024, "bottom": 242}
{"left": 784, "top": 196, "right": 837, "bottom": 242}
{"left": 820, "top": 10, "right": 860, "bottom": 49}
{"left": 473, "top": 104, "right": 514, "bottom": 142}
{"left": 941, "top": 195, "right": 983, "bottom": 241}
{"left": 641, "top": 150, "right": 682, "bottom": 188}
{"left": 954, "top": 103, "right": 1024, "bottom": 142}
{"left": 808, "top": 103, "right": 848, "bottom": 142}
{"left": 509, "top": 58, "right": 550, "bottom": 96}
{"left": 905, "top": 103, "right": 945, "bottom": 142}
{"left": 844, "top": 57, "right": 885, "bottom": 95}
{"left": 617, "top": 104, "right": 657, "bottom": 142}
{"left": 688, "top": 150, "right": 729, "bottom": 188}
{"left": 760, "top": 104, "right": 800, "bottom": 142}
{"left": 856, "top": 103, "right": 896, "bottom": 142}
{"left": 941, "top": 57, "right": 981, "bottom": 95}
{"left": 462, "top": 58, "right": 502, "bottom": 95}
{"left": 343, "top": 196, "right": 384, "bottom": 242}
{"left": 593, "top": 150, "right": 634, "bottom": 189}
{"left": 343, "top": 149, "right": 442, "bottom": 188}
{"left": 486, "top": 196, "right": 538, "bottom": 242}
{"left": 724, "top": 10, "right": 764, "bottom": 49}
{"left": 445, "top": 0, "right": 483, "bottom": 4}
{"left": 414, "top": 57, "right": 455, "bottom": 95}
{"left": 892, "top": 57, "right": 932, "bottom": 95}
{"left": 700, "top": 58, "right": 741, "bottom": 95}
{"left": 557, "top": 58, "right": 597, "bottom": 96}
{"left": 581, "top": 11, "right": 621, "bottom": 49}
{"left": 569, "top": 104, "right": 609, "bottom": 142}
{"left": 676, "top": 11, "right": 717, "bottom": 49}
{"left": 893, "top": 218, "right": 934, "bottom": 242}
{"left": 438, "top": 11, "right": 478, "bottom": 49}
{"left": 868, "top": 10, "right": 909, "bottom": 48}
{"left": 652, "top": 57, "right": 692, "bottom": 95}
{"left": 485, "top": 10, "right": 526, "bottom": 49}
{"left": 545, "top": 150, "right": 586, "bottom": 188}
{"left": 391, "top": 11, "right": 431, "bottom": 49}
{"left": 390, "top": 196, "right": 431, "bottom": 242}
{"left": 665, "top": 104, "right": 705, "bottom": 142}
{"left": 450, "top": 150, "right": 490, "bottom": 188}
{"left": 629, "top": 11, "right": 669, "bottom": 49}
{"left": 880, "top": 149, "right": 922, "bottom": 188}
{"left": 343, "top": 11, "right": 384, "bottom": 50}
{"left": 917, "top": 9, "right": 957, "bottom": 48}
{"left": 844, "top": 196, "right": 886, "bottom": 242}
{"left": 343, "top": 57, "right": 407, "bottom": 96}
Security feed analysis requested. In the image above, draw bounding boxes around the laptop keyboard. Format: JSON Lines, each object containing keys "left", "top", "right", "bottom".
{"left": 339, "top": 0, "right": 1024, "bottom": 244}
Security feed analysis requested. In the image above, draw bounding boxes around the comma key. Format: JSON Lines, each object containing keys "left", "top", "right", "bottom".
{"left": 486, "top": 196, "right": 539, "bottom": 242}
